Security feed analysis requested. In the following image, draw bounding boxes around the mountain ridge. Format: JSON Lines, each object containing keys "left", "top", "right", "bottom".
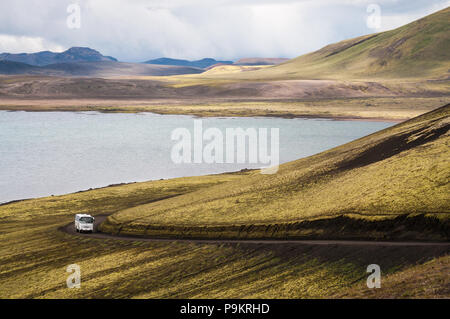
{"left": 0, "top": 47, "right": 117, "bottom": 66}
{"left": 0, "top": 60, "right": 203, "bottom": 77}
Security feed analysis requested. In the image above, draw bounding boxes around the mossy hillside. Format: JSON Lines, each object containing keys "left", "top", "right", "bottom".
{"left": 2, "top": 171, "right": 448, "bottom": 298}
{"left": 102, "top": 104, "right": 450, "bottom": 240}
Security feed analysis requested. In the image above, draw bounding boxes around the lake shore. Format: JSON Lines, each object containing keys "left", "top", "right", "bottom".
{"left": 0, "top": 110, "right": 394, "bottom": 203}
{"left": 0, "top": 104, "right": 448, "bottom": 299}
{"left": 0, "top": 96, "right": 448, "bottom": 122}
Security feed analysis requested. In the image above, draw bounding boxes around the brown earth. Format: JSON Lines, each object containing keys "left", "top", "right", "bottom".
{"left": 0, "top": 75, "right": 446, "bottom": 100}
{"left": 0, "top": 75, "right": 448, "bottom": 121}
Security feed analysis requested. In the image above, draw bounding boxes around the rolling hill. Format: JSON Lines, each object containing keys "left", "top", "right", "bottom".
{"left": 100, "top": 104, "right": 450, "bottom": 241}
{"left": 224, "top": 7, "right": 450, "bottom": 80}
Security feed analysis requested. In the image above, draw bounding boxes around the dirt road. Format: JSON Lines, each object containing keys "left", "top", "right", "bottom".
{"left": 60, "top": 215, "right": 450, "bottom": 247}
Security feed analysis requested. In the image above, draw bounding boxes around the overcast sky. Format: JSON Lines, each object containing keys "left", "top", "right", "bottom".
{"left": 0, "top": 0, "right": 448, "bottom": 62}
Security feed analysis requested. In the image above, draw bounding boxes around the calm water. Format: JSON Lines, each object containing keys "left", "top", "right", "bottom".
{"left": 0, "top": 111, "right": 393, "bottom": 203}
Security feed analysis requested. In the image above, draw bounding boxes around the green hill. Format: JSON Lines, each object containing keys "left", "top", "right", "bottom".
{"left": 228, "top": 7, "right": 450, "bottom": 80}
{"left": 100, "top": 103, "right": 450, "bottom": 241}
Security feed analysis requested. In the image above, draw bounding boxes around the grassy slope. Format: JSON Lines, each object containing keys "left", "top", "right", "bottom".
{"left": 224, "top": 7, "right": 450, "bottom": 81}
{"left": 1, "top": 170, "right": 448, "bottom": 298}
{"left": 1, "top": 109, "right": 448, "bottom": 298}
{"left": 334, "top": 254, "right": 450, "bottom": 298}
{"left": 101, "top": 104, "right": 450, "bottom": 240}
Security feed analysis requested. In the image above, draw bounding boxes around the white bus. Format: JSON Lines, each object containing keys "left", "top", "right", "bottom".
{"left": 75, "top": 214, "right": 95, "bottom": 233}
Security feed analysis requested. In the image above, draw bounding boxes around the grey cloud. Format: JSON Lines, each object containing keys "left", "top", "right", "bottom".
{"left": 0, "top": 0, "right": 448, "bottom": 61}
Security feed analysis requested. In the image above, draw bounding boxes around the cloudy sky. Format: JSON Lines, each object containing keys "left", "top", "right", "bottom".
{"left": 0, "top": 0, "right": 448, "bottom": 62}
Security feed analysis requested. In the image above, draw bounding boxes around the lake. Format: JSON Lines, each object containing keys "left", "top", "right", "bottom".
{"left": 0, "top": 111, "right": 394, "bottom": 203}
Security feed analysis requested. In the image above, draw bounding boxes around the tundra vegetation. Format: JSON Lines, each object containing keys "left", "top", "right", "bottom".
{"left": 100, "top": 105, "right": 450, "bottom": 241}
{"left": 0, "top": 105, "right": 448, "bottom": 298}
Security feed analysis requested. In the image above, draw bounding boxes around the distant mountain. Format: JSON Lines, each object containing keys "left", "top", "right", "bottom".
{"left": 233, "top": 58, "right": 289, "bottom": 66}
{"left": 0, "top": 60, "right": 203, "bottom": 77}
{"left": 0, "top": 60, "right": 40, "bottom": 74}
{"left": 144, "top": 57, "right": 233, "bottom": 69}
{"left": 0, "top": 47, "right": 117, "bottom": 66}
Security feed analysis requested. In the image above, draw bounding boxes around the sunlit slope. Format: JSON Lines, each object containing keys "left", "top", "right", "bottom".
{"left": 0, "top": 157, "right": 448, "bottom": 298}
{"left": 101, "top": 104, "right": 450, "bottom": 240}
{"left": 223, "top": 7, "right": 450, "bottom": 80}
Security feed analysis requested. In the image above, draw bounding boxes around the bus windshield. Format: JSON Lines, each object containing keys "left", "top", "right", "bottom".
{"left": 79, "top": 217, "right": 94, "bottom": 223}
